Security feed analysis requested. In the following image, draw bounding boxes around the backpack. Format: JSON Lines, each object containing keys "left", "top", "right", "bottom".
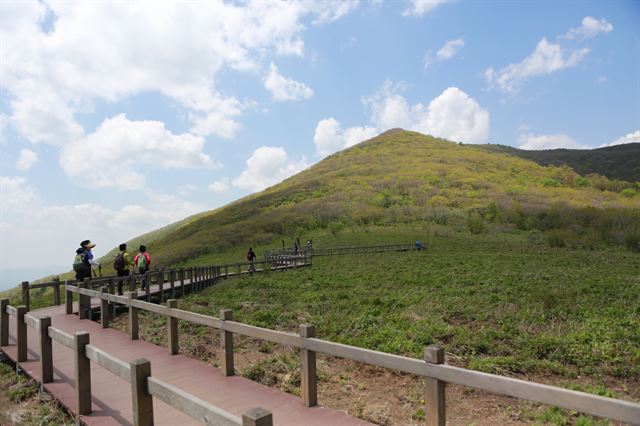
{"left": 137, "top": 253, "right": 148, "bottom": 272}
{"left": 73, "top": 251, "right": 86, "bottom": 272}
{"left": 113, "top": 252, "right": 125, "bottom": 271}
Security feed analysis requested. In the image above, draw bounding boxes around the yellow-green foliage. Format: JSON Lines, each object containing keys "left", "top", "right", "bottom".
{"left": 103, "top": 130, "right": 639, "bottom": 266}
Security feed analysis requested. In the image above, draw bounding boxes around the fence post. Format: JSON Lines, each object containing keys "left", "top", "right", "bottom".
{"left": 53, "top": 277, "right": 61, "bottom": 305}
{"left": 100, "top": 287, "right": 109, "bottom": 328}
{"left": 130, "top": 358, "right": 154, "bottom": 426}
{"left": 180, "top": 269, "right": 185, "bottom": 297}
{"left": 225, "top": 265, "right": 228, "bottom": 278}
{"left": 16, "top": 305, "right": 27, "bottom": 362}
{"left": 21, "top": 281, "right": 30, "bottom": 312}
{"left": 168, "top": 299, "right": 178, "bottom": 355}
{"left": 145, "top": 272, "right": 150, "bottom": 302}
{"left": 78, "top": 279, "right": 89, "bottom": 320}
{"left": 74, "top": 331, "right": 92, "bottom": 415}
{"left": 220, "top": 309, "right": 234, "bottom": 376}
{"left": 39, "top": 316, "right": 53, "bottom": 383}
{"left": 242, "top": 407, "right": 273, "bottom": 426}
{"left": 129, "top": 292, "right": 139, "bottom": 340}
{"left": 424, "top": 345, "right": 446, "bottom": 426}
{"left": 158, "top": 270, "right": 164, "bottom": 303}
{"left": 129, "top": 274, "right": 136, "bottom": 293}
{"left": 170, "top": 270, "right": 176, "bottom": 299}
{"left": 65, "top": 282, "right": 73, "bottom": 314}
{"left": 299, "top": 324, "right": 317, "bottom": 407}
{"left": 0, "top": 298, "right": 8, "bottom": 346}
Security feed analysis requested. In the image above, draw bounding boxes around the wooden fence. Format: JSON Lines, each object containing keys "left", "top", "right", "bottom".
{"left": 15, "top": 286, "right": 639, "bottom": 425}
{"left": 264, "top": 242, "right": 423, "bottom": 260}
{"left": 19, "top": 255, "right": 311, "bottom": 310}
{"left": 0, "top": 299, "right": 272, "bottom": 426}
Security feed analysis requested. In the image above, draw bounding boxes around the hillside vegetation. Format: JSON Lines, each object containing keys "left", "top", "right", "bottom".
{"left": 479, "top": 142, "right": 640, "bottom": 182}
{"left": 144, "top": 129, "right": 639, "bottom": 267}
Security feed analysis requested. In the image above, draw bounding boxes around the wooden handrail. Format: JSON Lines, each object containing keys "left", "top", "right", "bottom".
{"left": 58, "top": 287, "right": 640, "bottom": 424}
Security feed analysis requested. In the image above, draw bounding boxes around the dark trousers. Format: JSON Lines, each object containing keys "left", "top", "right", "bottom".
{"left": 116, "top": 270, "right": 130, "bottom": 294}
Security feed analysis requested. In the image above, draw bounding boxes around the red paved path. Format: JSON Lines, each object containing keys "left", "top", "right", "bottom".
{"left": 1, "top": 298, "right": 369, "bottom": 425}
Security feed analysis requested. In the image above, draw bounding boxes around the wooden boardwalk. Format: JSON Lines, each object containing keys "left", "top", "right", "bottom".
{"left": 1, "top": 280, "right": 369, "bottom": 425}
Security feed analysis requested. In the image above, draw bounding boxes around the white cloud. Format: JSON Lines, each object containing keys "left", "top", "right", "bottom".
{"left": 232, "top": 146, "right": 309, "bottom": 192}
{"left": 424, "top": 38, "right": 464, "bottom": 69}
{"left": 0, "top": 176, "right": 37, "bottom": 211}
{"left": 485, "top": 38, "right": 590, "bottom": 93}
{"left": 562, "top": 16, "right": 613, "bottom": 40}
{"left": 403, "top": 0, "right": 450, "bottom": 17}
{"left": 0, "top": 176, "right": 205, "bottom": 269}
{"left": 601, "top": 130, "right": 640, "bottom": 147}
{"left": 15, "top": 149, "right": 38, "bottom": 171}
{"left": 518, "top": 133, "right": 585, "bottom": 150}
{"left": 314, "top": 118, "right": 378, "bottom": 157}
{"left": 208, "top": 178, "right": 230, "bottom": 194}
{"left": 264, "top": 63, "right": 314, "bottom": 102}
{"left": 437, "top": 38, "right": 464, "bottom": 60}
{"left": 414, "top": 87, "right": 489, "bottom": 143}
{"left": 314, "top": 83, "right": 490, "bottom": 157}
{"left": 1, "top": 1, "right": 355, "bottom": 148}
{"left": 59, "top": 114, "right": 218, "bottom": 189}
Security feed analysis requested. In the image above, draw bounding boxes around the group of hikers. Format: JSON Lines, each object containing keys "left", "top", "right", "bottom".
{"left": 73, "top": 240, "right": 152, "bottom": 283}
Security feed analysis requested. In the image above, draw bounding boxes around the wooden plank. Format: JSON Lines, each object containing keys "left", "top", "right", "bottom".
{"left": 147, "top": 376, "right": 241, "bottom": 426}
{"left": 48, "top": 326, "right": 75, "bottom": 349}
{"left": 29, "top": 281, "right": 60, "bottom": 289}
{"left": 74, "top": 331, "right": 92, "bottom": 415}
{"left": 222, "top": 321, "right": 302, "bottom": 347}
{"left": 220, "top": 309, "right": 234, "bottom": 376}
{"left": 16, "top": 306, "right": 27, "bottom": 361}
{"left": 299, "top": 324, "right": 317, "bottom": 407}
{"left": 39, "top": 316, "right": 53, "bottom": 383}
{"left": 130, "top": 358, "right": 154, "bottom": 426}
{"left": 85, "top": 344, "right": 131, "bottom": 382}
{"left": 6, "top": 304, "right": 17, "bottom": 317}
{"left": 0, "top": 299, "right": 8, "bottom": 346}
{"left": 424, "top": 345, "right": 445, "bottom": 426}
{"left": 24, "top": 313, "right": 40, "bottom": 329}
{"left": 429, "top": 364, "right": 640, "bottom": 425}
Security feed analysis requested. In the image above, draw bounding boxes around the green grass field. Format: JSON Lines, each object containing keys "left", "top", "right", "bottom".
{"left": 178, "top": 225, "right": 639, "bottom": 383}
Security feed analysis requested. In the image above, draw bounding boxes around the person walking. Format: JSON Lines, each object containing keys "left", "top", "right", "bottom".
{"left": 134, "top": 245, "right": 151, "bottom": 289}
{"left": 113, "top": 243, "right": 132, "bottom": 295}
{"left": 247, "top": 247, "right": 256, "bottom": 273}
{"left": 80, "top": 240, "right": 101, "bottom": 278}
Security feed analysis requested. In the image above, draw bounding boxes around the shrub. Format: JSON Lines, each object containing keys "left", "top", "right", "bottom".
{"left": 327, "top": 221, "right": 345, "bottom": 236}
{"left": 620, "top": 188, "right": 637, "bottom": 198}
{"left": 546, "top": 230, "right": 566, "bottom": 248}
{"left": 466, "top": 213, "right": 486, "bottom": 234}
{"left": 540, "top": 178, "right": 561, "bottom": 187}
{"left": 624, "top": 231, "right": 640, "bottom": 252}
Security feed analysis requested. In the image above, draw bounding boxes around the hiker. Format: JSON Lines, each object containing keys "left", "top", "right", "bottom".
{"left": 134, "top": 245, "right": 151, "bottom": 277}
{"left": 113, "top": 243, "right": 132, "bottom": 295}
{"left": 247, "top": 247, "right": 256, "bottom": 273}
{"left": 416, "top": 240, "right": 425, "bottom": 250}
{"left": 83, "top": 240, "right": 101, "bottom": 276}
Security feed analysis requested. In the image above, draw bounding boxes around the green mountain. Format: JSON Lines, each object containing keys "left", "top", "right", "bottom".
{"left": 478, "top": 143, "right": 640, "bottom": 182}
{"left": 142, "top": 129, "right": 639, "bottom": 267}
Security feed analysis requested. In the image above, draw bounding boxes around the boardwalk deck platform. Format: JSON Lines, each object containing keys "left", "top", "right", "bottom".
{"left": 1, "top": 302, "right": 370, "bottom": 425}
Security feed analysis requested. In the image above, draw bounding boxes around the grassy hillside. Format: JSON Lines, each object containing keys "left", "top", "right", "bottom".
{"left": 478, "top": 142, "right": 640, "bottom": 182}
{"left": 144, "top": 129, "right": 639, "bottom": 267}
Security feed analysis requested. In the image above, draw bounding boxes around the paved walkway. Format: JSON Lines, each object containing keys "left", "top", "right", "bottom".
{"left": 1, "top": 294, "right": 369, "bottom": 425}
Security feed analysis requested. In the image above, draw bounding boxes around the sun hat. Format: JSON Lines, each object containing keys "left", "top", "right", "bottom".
{"left": 81, "top": 240, "right": 96, "bottom": 249}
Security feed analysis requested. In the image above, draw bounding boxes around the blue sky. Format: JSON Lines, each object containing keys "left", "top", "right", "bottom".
{"left": 1, "top": 0, "right": 639, "bottom": 274}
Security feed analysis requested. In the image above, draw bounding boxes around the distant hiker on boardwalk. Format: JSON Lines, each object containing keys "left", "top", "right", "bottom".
{"left": 114, "top": 243, "right": 132, "bottom": 295}
{"left": 247, "top": 247, "right": 256, "bottom": 273}
{"left": 134, "top": 245, "right": 151, "bottom": 289}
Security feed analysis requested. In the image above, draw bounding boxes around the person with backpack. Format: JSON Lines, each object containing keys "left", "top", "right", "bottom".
{"left": 114, "top": 243, "right": 132, "bottom": 276}
{"left": 73, "top": 240, "right": 100, "bottom": 281}
{"left": 134, "top": 245, "right": 151, "bottom": 288}
{"left": 247, "top": 247, "right": 256, "bottom": 273}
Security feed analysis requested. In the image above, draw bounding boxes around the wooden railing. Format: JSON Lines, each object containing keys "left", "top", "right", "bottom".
{"left": 0, "top": 299, "right": 272, "bottom": 425}
{"left": 19, "top": 255, "right": 311, "bottom": 310}
{"left": 32, "top": 287, "right": 640, "bottom": 425}
{"left": 264, "top": 242, "right": 424, "bottom": 260}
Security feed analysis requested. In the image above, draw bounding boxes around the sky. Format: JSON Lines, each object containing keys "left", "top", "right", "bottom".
{"left": 1, "top": 0, "right": 639, "bottom": 276}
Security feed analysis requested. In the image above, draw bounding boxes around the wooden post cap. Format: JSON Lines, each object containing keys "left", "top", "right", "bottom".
{"left": 220, "top": 309, "right": 233, "bottom": 320}
{"left": 424, "top": 345, "right": 445, "bottom": 364}
{"left": 299, "top": 324, "right": 315, "bottom": 338}
{"left": 242, "top": 407, "right": 273, "bottom": 426}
